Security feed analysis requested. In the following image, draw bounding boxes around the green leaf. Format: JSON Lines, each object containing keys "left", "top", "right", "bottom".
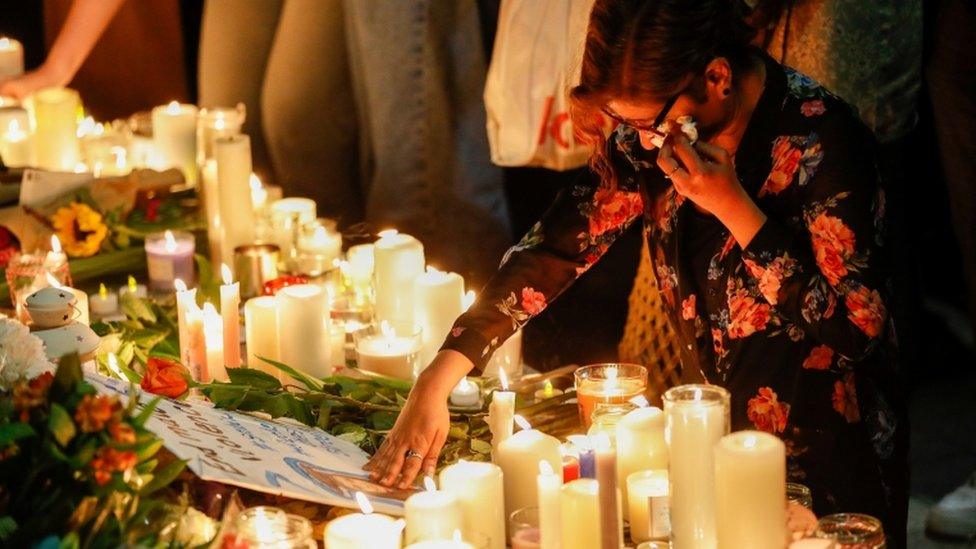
{"left": 141, "top": 459, "right": 186, "bottom": 495}
{"left": 135, "top": 439, "right": 164, "bottom": 462}
{"left": 0, "top": 422, "right": 35, "bottom": 446}
{"left": 120, "top": 293, "right": 157, "bottom": 323}
{"left": 52, "top": 354, "right": 83, "bottom": 398}
{"left": 48, "top": 403, "right": 77, "bottom": 447}
{"left": 226, "top": 367, "right": 282, "bottom": 390}
{"left": 470, "top": 438, "right": 492, "bottom": 455}
{"left": 316, "top": 405, "right": 332, "bottom": 429}
{"left": 133, "top": 398, "right": 160, "bottom": 428}
{"left": 368, "top": 411, "right": 397, "bottom": 431}
{"left": 0, "top": 516, "right": 16, "bottom": 539}
{"left": 336, "top": 430, "right": 368, "bottom": 446}
{"left": 205, "top": 385, "right": 248, "bottom": 409}
{"left": 257, "top": 357, "right": 323, "bottom": 391}
{"left": 128, "top": 328, "right": 167, "bottom": 351}
{"left": 148, "top": 338, "right": 180, "bottom": 360}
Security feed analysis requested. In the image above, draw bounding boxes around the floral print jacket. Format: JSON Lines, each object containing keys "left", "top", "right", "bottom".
{"left": 442, "top": 54, "right": 904, "bottom": 524}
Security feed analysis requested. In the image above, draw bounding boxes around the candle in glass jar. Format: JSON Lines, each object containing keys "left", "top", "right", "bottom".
{"left": 215, "top": 135, "right": 257, "bottom": 269}
{"left": 325, "top": 492, "right": 404, "bottom": 549}
{"left": 244, "top": 295, "right": 280, "bottom": 376}
{"left": 276, "top": 284, "right": 331, "bottom": 377}
{"left": 373, "top": 229, "right": 425, "bottom": 324}
{"left": 344, "top": 243, "right": 374, "bottom": 287}
{"left": 151, "top": 101, "right": 198, "bottom": 185}
{"left": 495, "top": 415, "right": 562, "bottom": 519}
{"left": 294, "top": 219, "right": 342, "bottom": 275}
{"left": 714, "top": 431, "right": 786, "bottom": 549}
{"left": 354, "top": 320, "right": 422, "bottom": 380}
{"left": 28, "top": 87, "right": 81, "bottom": 171}
{"left": 575, "top": 363, "right": 647, "bottom": 429}
{"left": 145, "top": 230, "right": 195, "bottom": 292}
{"left": 405, "top": 477, "right": 463, "bottom": 544}
{"left": 0, "top": 37, "right": 24, "bottom": 78}
{"left": 1, "top": 118, "right": 30, "bottom": 167}
{"left": 439, "top": 461, "right": 506, "bottom": 549}
{"left": 220, "top": 264, "right": 241, "bottom": 368}
{"left": 202, "top": 302, "right": 226, "bottom": 382}
{"left": 627, "top": 469, "right": 670, "bottom": 544}
{"left": 196, "top": 105, "right": 244, "bottom": 163}
{"left": 270, "top": 197, "right": 317, "bottom": 267}
{"left": 413, "top": 266, "right": 465, "bottom": 364}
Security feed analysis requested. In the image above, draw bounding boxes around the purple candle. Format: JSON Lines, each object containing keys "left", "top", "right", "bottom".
{"left": 144, "top": 230, "right": 195, "bottom": 292}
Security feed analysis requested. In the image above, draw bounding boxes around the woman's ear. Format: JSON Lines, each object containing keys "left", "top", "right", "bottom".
{"left": 704, "top": 57, "right": 733, "bottom": 100}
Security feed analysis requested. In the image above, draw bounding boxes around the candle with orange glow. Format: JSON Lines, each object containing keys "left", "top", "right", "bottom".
{"left": 151, "top": 100, "right": 198, "bottom": 185}
{"left": 325, "top": 492, "right": 404, "bottom": 549}
{"left": 574, "top": 364, "right": 647, "bottom": 429}
{"left": 202, "top": 302, "right": 226, "bottom": 382}
{"left": 219, "top": 264, "right": 241, "bottom": 368}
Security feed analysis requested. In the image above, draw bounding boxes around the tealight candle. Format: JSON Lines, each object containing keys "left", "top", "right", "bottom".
{"left": 715, "top": 431, "right": 786, "bottom": 549}
{"left": 0, "top": 118, "right": 30, "bottom": 167}
{"left": 202, "top": 302, "right": 226, "bottom": 382}
{"left": 487, "top": 369, "right": 515, "bottom": 454}
{"left": 118, "top": 275, "right": 147, "bottom": 299}
{"left": 90, "top": 283, "right": 119, "bottom": 318}
{"left": 244, "top": 295, "right": 280, "bottom": 377}
{"left": 28, "top": 87, "right": 81, "bottom": 171}
{"left": 325, "top": 492, "right": 403, "bottom": 549}
{"left": 276, "top": 284, "right": 332, "bottom": 377}
{"left": 144, "top": 230, "right": 195, "bottom": 292}
{"left": 533, "top": 379, "right": 563, "bottom": 401}
{"left": 354, "top": 320, "right": 422, "bottom": 380}
{"left": 220, "top": 264, "right": 241, "bottom": 369}
{"left": 537, "top": 461, "right": 562, "bottom": 549}
{"left": 574, "top": 363, "right": 647, "bottom": 429}
{"left": 0, "top": 37, "right": 24, "bottom": 78}
{"left": 627, "top": 470, "right": 670, "bottom": 543}
{"left": 405, "top": 477, "right": 463, "bottom": 544}
{"left": 294, "top": 219, "right": 342, "bottom": 275}
{"left": 440, "top": 461, "right": 506, "bottom": 549}
{"left": 151, "top": 100, "right": 198, "bottom": 185}
{"left": 413, "top": 265, "right": 465, "bottom": 364}
{"left": 560, "top": 479, "right": 602, "bottom": 549}
{"left": 449, "top": 377, "right": 481, "bottom": 408}
{"left": 373, "top": 229, "right": 425, "bottom": 324}
{"left": 616, "top": 406, "right": 668, "bottom": 521}
{"left": 496, "top": 415, "right": 562, "bottom": 519}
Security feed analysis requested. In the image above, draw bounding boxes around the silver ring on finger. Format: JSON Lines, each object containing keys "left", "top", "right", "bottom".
{"left": 405, "top": 448, "right": 423, "bottom": 461}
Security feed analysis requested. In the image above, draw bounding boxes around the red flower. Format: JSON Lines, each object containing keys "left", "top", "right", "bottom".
{"left": 520, "top": 287, "right": 547, "bottom": 315}
{"left": 747, "top": 387, "right": 791, "bottom": 434}
{"left": 108, "top": 421, "right": 136, "bottom": 445}
{"left": 759, "top": 137, "right": 803, "bottom": 196}
{"left": 809, "top": 213, "right": 856, "bottom": 286}
{"left": 802, "top": 345, "right": 834, "bottom": 370}
{"left": 845, "top": 285, "right": 886, "bottom": 338}
{"left": 743, "top": 258, "right": 787, "bottom": 306}
{"left": 262, "top": 275, "right": 310, "bottom": 296}
{"left": 681, "top": 294, "right": 697, "bottom": 320}
{"left": 832, "top": 373, "right": 860, "bottom": 423}
{"left": 12, "top": 372, "right": 54, "bottom": 421}
{"left": 141, "top": 357, "right": 189, "bottom": 398}
{"left": 800, "top": 100, "right": 826, "bottom": 117}
{"left": 144, "top": 198, "right": 162, "bottom": 222}
{"left": 90, "top": 447, "right": 138, "bottom": 486}
{"left": 711, "top": 328, "right": 726, "bottom": 358}
{"left": 588, "top": 186, "right": 643, "bottom": 237}
{"left": 74, "top": 394, "right": 121, "bottom": 433}
{"left": 727, "top": 288, "right": 771, "bottom": 339}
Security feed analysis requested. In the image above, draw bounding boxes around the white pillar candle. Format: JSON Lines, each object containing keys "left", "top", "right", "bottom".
{"left": 663, "top": 384, "right": 730, "bottom": 549}
{"left": 219, "top": 264, "right": 241, "bottom": 369}
{"left": 560, "top": 479, "right": 602, "bottom": 549}
{"left": 151, "top": 101, "right": 198, "bottom": 185}
{"left": 537, "top": 461, "right": 562, "bottom": 549}
{"left": 715, "top": 430, "right": 786, "bottom": 549}
{"left": 276, "top": 284, "right": 331, "bottom": 377}
{"left": 406, "top": 540, "right": 474, "bottom": 549}
{"left": 414, "top": 266, "right": 465, "bottom": 365}
{"left": 627, "top": 469, "right": 670, "bottom": 544}
{"left": 449, "top": 377, "right": 481, "bottom": 407}
{"left": 0, "top": 37, "right": 24, "bottom": 78}
{"left": 183, "top": 300, "right": 207, "bottom": 382}
{"left": 174, "top": 279, "right": 197, "bottom": 368}
{"left": 201, "top": 159, "right": 222, "bottom": 267}
{"left": 1, "top": 118, "right": 30, "bottom": 167}
{"left": 405, "top": 477, "right": 464, "bottom": 544}
{"left": 354, "top": 320, "right": 422, "bottom": 380}
{"left": 144, "top": 230, "right": 195, "bottom": 292}
{"left": 202, "top": 302, "right": 226, "bottom": 382}
{"left": 439, "top": 461, "right": 506, "bottom": 549}
{"left": 27, "top": 87, "right": 81, "bottom": 171}
{"left": 488, "top": 369, "right": 515, "bottom": 455}
{"left": 373, "top": 229, "right": 424, "bottom": 323}
{"left": 244, "top": 295, "right": 280, "bottom": 376}
{"left": 594, "top": 433, "right": 622, "bottom": 549}
{"left": 89, "top": 283, "right": 118, "bottom": 318}
{"left": 616, "top": 406, "right": 668, "bottom": 521}
{"left": 215, "top": 135, "right": 256, "bottom": 270}
{"left": 344, "top": 243, "right": 375, "bottom": 287}
{"left": 325, "top": 492, "right": 403, "bottom": 549}
{"left": 495, "top": 415, "right": 562, "bottom": 520}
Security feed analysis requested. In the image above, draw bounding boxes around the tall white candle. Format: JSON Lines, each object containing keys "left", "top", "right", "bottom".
{"left": 414, "top": 266, "right": 465, "bottom": 365}
{"left": 215, "top": 135, "right": 256, "bottom": 270}
{"left": 174, "top": 279, "right": 197, "bottom": 367}
{"left": 244, "top": 295, "right": 280, "bottom": 377}
{"left": 663, "top": 384, "right": 730, "bottom": 549}
{"left": 0, "top": 37, "right": 24, "bottom": 78}
{"left": 28, "top": 87, "right": 81, "bottom": 171}
{"left": 495, "top": 415, "right": 562, "bottom": 521}
{"left": 537, "top": 461, "right": 562, "bottom": 549}
{"left": 715, "top": 430, "right": 786, "bottom": 549}
{"left": 560, "top": 479, "right": 602, "bottom": 549}
{"left": 405, "top": 477, "right": 463, "bottom": 544}
{"left": 488, "top": 369, "right": 515, "bottom": 455}
{"left": 1, "top": 118, "right": 30, "bottom": 167}
{"left": 616, "top": 406, "right": 668, "bottom": 521}
{"left": 325, "top": 492, "right": 403, "bottom": 549}
{"left": 151, "top": 101, "right": 198, "bottom": 185}
{"left": 373, "top": 230, "right": 425, "bottom": 323}
{"left": 202, "top": 302, "right": 226, "bottom": 382}
{"left": 220, "top": 264, "right": 241, "bottom": 368}
{"left": 276, "top": 284, "right": 331, "bottom": 377}
{"left": 627, "top": 469, "right": 670, "bottom": 543}
{"left": 201, "top": 159, "right": 222, "bottom": 267}
{"left": 594, "top": 433, "right": 622, "bottom": 549}
{"left": 439, "top": 461, "right": 506, "bottom": 549}
{"left": 183, "top": 300, "right": 207, "bottom": 382}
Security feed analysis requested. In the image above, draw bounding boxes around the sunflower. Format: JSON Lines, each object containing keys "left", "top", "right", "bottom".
{"left": 50, "top": 202, "right": 108, "bottom": 257}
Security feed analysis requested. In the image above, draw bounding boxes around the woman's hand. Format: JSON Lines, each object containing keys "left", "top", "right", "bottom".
{"left": 0, "top": 64, "right": 68, "bottom": 100}
{"left": 364, "top": 350, "right": 472, "bottom": 488}
{"left": 657, "top": 133, "right": 767, "bottom": 247}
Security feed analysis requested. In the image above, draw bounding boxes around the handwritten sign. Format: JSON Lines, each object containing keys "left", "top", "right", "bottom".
{"left": 86, "top": 374, "right": 414, "bottom": 515}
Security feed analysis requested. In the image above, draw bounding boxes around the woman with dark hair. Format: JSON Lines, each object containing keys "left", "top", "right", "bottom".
{"left": 365, "top": 0, "right": 907, "bottom": 540}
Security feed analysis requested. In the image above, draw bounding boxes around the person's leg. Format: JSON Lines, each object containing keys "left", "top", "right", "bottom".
{"left": 197, "top": 0, "right": 283, "bottom": 179}
{"left": 260, "top": 0, "right": 362, "bottom": 224}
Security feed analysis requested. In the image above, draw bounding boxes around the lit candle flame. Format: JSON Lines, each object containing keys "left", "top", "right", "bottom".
{"left": 514, "top": 414, "right": 531, "bottom": 431}
{"left": 165, "top": 100, "right": 181, "bottom": 115}
{"left": 76, "top": 116, "right": 99, "bottom": 138}
{"left": 221, "top": 263, "right": 233, "bottom": 285}
{"left": 498, "top": 367, "right": 509, "bottom": 391}
{"left": 50, "top": 235, "right": 62, "bottom": 254}
{"left": 213, "top": 117, "right": 227, "bottom": 131}
{"left": 743, "top": 434, "right": 758, "bottom": 449}
{"left": 174, "top": 278, "right": 187, "bottom": 292}
{"left": 693, "top": 387, "right": 703, "bottom": 401}
{"left": 629, "top": 395, "right": 650, "bottom": 408}
{"left": 73, "top": 162, "right": 88, "bottom": 173}
{"left": 6, "top": 118, "right": 22, "bottom": 135}
{"left": 463, "top": 290, "right": 476, "bottom": 311}
{"left": 543, "top": 379, "right": 555, "bottom": 398}
{"left": 539, "top": 460, "right": 554, "bottom": 476}
{"left": 98, "top": 283, "right": 108, "bottom": 299}
{"left": 426, "top": 265, "right": 440, "bottom": 275}
{"left": 457, "top": 377, "right": 473, "bottom": 392}
{"left": 355, "top": 491, "right": 374, "bottom": 514}
{"left": 107, "top": 353, "right": 123, "bottom": 378}
{"left": 0, "top": 38, "right": 9, "bottom": 48}
{"left": 163, "top": 230, "right": 177, "bottom": 253}
{"left": 424, "top": 476, "right": 437, "bottom": 492}
{"left": 128, "top": 275, "right": 138, "bottom": 292}
{"left": 377, "top": 229, "right": 398, "bottom": 239}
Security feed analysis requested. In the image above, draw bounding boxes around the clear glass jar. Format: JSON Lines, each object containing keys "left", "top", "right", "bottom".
{"left": 788, "top": 482, "right": 814, "bottom": 509}
{"left": 815, "top": 513, "right": 886, "bottom": 549}
{"left": 587, "top": 401, "right": 639, "bottom": 443}
{"left": 231, "top": 506, "right": 316, "bottom": 549}
{"left": 574, "top": 363, "right": 648, "bottom": 429}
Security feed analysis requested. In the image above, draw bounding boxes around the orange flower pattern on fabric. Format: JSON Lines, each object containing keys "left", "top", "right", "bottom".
{"left": 743, "top": 254, "right": 797, "bottom": 306}
{"left": 520, "top": 287, "right": 547, "bottom": 315}
{"left": 681, "top": 294, "right": 697, "bottom": 320}
{"left": 727, "top": 288, "right": 772, "bottom": 339}
{"left": 800, "top": 100, "right": 826, "bottom": 117}
{"left": 588, "top": 186, "right": 643, "bottom": 237}
{"left": 809, "top": 213, "right": 856, "bottom": 286}
{"left": 832, "top": 373, "right": 861, "bottom": 423}
{"left": 140, "top": 357, "right": 189, "bottom": 399}
{"left": 845, "top": 285, "right": 886, "bottom": 338}
{"left": 74, "top": 394, "right": 121, "bottom": 432}
{"left": 747, "top": 387, "right": 791, "bottom": 434}
{"left": 760, "top": 137, "right": 804, "bottom": 196}
{"left": 803, "top": 345, "right": 834, "bottom": 370}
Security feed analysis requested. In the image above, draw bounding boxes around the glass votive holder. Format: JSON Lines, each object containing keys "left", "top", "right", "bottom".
{"left": 574, "top": 363, "right": 648, "bottom": 429}
{"left": 270, "top": 198, "right": 317, "bottom": 270}
{"left": 196, "top": 103, "right": 245, "bottom": 164}
{"left": 788, "top": 482, "right": 814, "bottom": 509}
{"left": 814, "top": 513, "right": 886, "bottom": 549}
{"left": 587, "top": 401, "right": 639, "bottom": 443}
{"left": 143, "top": 230, "right": 195, "bottom": 293}
{"left": 230, "top": 506, "right": 315, "bottom": 549}
{"left": 353, "top": 320, "right": 423, "bottom": 381}
{"left": 5, "top": 252, "right": 72, "bottom": 323}
{"left": 293, "top": 218, "right": 342, "bottom": 276}
{"left": 627, "top": 469, "right": 670, "bottom": 543}
{"left": 234, "top": 243, "right": 280, "bottom": 299}
{"left": 509, "top": 506, "right": 540, "bottom": 549}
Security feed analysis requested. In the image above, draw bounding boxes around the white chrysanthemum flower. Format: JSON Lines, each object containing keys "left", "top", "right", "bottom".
{"left": 0, "top": 317, "right": 55, "bottom": 388}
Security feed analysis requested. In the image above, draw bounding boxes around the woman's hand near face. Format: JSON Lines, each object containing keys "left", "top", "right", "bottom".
{"left": 657, "top": 133, "right": 767, "bottom": 247}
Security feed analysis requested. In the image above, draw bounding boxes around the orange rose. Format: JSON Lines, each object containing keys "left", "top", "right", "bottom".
{"left": 727, "top": 289, "right": 771, "bottom": 339}
{"left": 747, "top": 387, "right": 791, "bottom": 433}
{"left": 809, "top": 213, "right": 856, "bottom": 286}
{"left": 90, "top": 447, "right": 138, "bottom": 486}
{"left": 589, "top": 186, "right": 643, "bottom": 237}
{"left": 759, "top": 138, "right": 803, "bottom": 196}
{"left": 141, "top": 357, "right": 189, "bottom": 398}
{"left": 74, "top": 394, "right": 121, "bottom": 433}
{"left": 832, "top": 373, "right": 860, "bottom": 423}
{"left": 681, "top": 294, "right": 697, "bottom": 320}
{"left": 802, "top": 345, "right": 834, "bottom": 370}
{"left": 844, "top": 285, "right": 886, "bottom": 338}
{"left": 520, "top": 287, "right": 547, "bottom": 316}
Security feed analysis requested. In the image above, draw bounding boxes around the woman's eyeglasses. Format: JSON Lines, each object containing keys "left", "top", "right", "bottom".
{"left": 602, "top": 93, "right": 680, "bottom": 137}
